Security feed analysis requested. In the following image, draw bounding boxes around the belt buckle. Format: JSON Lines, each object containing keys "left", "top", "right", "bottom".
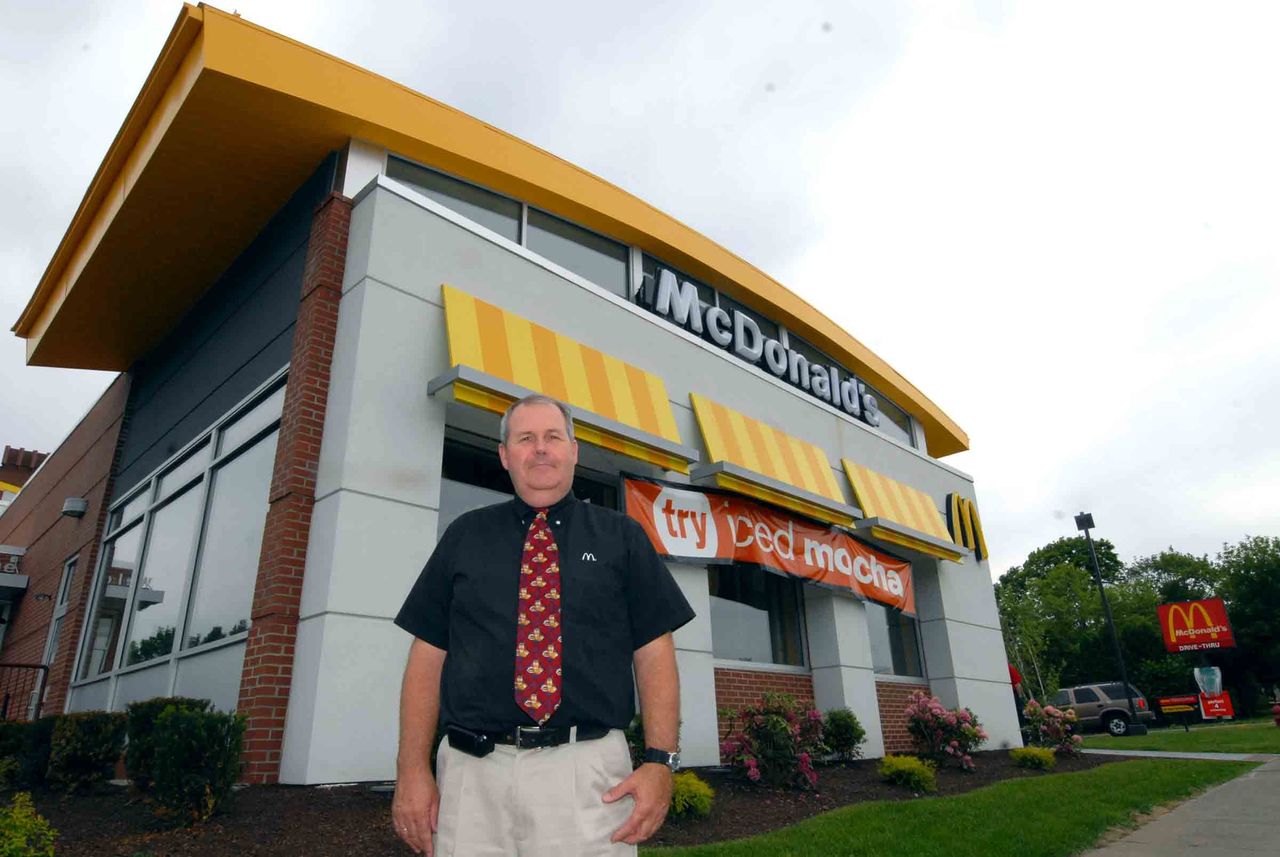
{"left": 515, "top": 726, "right": 542, "bottom": 750}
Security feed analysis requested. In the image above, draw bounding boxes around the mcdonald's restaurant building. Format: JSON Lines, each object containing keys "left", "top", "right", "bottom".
{"left": 1, "top": 5, "right": 1020, "bottom": 784}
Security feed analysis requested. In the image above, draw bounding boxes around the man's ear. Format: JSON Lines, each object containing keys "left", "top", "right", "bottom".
{"left": 498, "top": 443, "right": 510, "bottom": 471}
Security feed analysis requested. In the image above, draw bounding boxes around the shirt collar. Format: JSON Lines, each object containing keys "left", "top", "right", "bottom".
{"left": 511, "top": 489, "right": 577, "bottom": 526}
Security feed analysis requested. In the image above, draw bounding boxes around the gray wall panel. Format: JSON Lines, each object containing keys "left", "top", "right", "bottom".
{"left": 113, "top": 154, "right": 336, "bottom": 498}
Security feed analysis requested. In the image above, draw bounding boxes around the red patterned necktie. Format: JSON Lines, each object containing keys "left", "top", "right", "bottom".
{"left": 514, "top": 509, "right": 562, "bottom": 724}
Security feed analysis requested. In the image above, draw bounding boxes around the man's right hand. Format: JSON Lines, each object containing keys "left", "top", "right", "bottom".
{"left": 392, "top": 767, "right": 440, "bottom": 855}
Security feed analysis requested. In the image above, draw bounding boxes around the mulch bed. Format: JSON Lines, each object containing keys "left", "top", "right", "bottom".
{"left": 30, "top": 751, "right": 1122, "bottom": 856}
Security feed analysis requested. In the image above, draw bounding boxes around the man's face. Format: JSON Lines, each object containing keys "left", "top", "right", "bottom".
{"left": 499, "top": 402, "right": 579, "bottom": 503}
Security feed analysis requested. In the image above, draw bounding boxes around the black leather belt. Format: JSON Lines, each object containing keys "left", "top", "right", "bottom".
{"left": 492, "top": 724, "right": 611, "bottom": 749}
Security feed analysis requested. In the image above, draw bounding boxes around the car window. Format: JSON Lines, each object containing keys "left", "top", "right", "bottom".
{"left": 1074, "top": 687, "right": 1100, "bottom": 703}
{"left": 1049, "top": 690, "right": 1070, "bottom": 706}
{"left": 1099, "top": 682, "right": 1124, "bottom": 698}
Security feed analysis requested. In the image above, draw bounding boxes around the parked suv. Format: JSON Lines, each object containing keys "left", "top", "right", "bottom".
{"left": 1048, "top": 682, "right": 1156, "bottom": 736}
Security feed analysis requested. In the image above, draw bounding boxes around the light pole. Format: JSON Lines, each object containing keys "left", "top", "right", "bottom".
{"left": 1075, "top": 512, "right": 1147, "bottom": 736}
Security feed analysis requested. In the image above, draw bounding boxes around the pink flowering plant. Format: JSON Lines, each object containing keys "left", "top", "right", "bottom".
{"left": 719, "top": 693, "right": 826, "bottom": 790}
{"left": 1022, "top": 698, "right": 1083, "bottom": 756}
{"left": 904, "top": 690, "right": 988, "bottom": 771}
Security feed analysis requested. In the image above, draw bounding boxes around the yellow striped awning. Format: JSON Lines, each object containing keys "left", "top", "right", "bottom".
{"left": 433, "top": 285, "right": 697, "bottom": 473}
{"left": 841, "top": 460, "right": 966, "bottom": 562}
{"left": 689, "top": 394, "right": 856, "bottom": 527}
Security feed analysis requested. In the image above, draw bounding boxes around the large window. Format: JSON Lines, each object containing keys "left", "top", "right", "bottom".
{"left": 708, "top": 566, "right": 805, "bottom": 666}
{"left": 76, "top": 378, "right": 284, "bottom": 682}
{"left": 386, "top": 158, "right": 630, "bottom": 298}
{"left": 386, "top": 157, "right": 521, "bottom": 242}
{"left": 526, "top": 210, "right": 628, "bottom": 298}
{"left": 865, "top": 601, "right": 924, "bottom": 677}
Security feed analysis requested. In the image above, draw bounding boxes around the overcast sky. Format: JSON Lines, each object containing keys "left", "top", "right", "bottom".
{"left": 2, "top": 1, "right": 1277, "bottom": 580}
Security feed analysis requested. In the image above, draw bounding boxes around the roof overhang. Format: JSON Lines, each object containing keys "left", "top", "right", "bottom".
{"left": 13, "top": 3, "right": 969, "bottom": 456}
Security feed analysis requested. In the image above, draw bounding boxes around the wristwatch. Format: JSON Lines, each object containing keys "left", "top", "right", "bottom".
{"left": 642, "top": 747, "right": 680, "bottom": 772}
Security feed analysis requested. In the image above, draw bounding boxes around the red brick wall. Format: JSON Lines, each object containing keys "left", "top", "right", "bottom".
{"left": 877, "top": 680, "right": 928, "bottom": 754}
{"left": 0, "top": 375, "right": 130, "bottom": 718}
{"left": 237, "top": 192, "right": 351, "bottom": 784}
{"left": 713, "top": 667, "right": 815, "bottom": 758}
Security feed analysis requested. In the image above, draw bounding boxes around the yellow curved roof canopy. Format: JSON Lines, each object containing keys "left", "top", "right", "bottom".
{"left": 12, "top": 3, "right": 968, "bottom": 456}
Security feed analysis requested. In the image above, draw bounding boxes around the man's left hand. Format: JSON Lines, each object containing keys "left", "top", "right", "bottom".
{"left": 603, "top": 762, "right": 673, "bottom": 844}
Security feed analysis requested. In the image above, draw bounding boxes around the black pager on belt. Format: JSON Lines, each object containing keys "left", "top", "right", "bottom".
{"left": 447, "top": 726, "right": 494, "bottom": 759}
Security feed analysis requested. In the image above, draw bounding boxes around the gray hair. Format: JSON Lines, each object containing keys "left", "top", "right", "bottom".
{"left": 499, "top": 394, "right": 576, "bottom": 444}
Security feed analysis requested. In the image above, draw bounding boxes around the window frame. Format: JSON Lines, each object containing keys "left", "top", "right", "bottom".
{"left": 707, "top": 564, "right": 810, "bottom": 671}
{"left": 69, "top": 368, "right": 288, "bottom": 691}
{"left": 40, "top": 555, "right": 78, "bottom": 675}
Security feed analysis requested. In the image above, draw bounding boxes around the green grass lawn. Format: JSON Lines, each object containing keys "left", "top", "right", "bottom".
{"left": 645, "top": 759, "right": 1254, "bottom": 857}
{"left": 1082, "top": 720, "right": 1280, "bottom": 754}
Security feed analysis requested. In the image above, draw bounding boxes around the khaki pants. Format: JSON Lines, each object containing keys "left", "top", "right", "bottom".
{"left": 435, "top": 729, "right": 638, "bottom": 857}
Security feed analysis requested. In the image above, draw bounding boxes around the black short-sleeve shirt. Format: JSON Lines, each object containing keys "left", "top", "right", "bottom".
{"left": 395, "top": 492, "right": 695, "bottom": 731}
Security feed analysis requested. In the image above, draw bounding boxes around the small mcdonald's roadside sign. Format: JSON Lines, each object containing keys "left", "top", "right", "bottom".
{"left": 1156, "top": 598, "right": 1236, "bottom": 653}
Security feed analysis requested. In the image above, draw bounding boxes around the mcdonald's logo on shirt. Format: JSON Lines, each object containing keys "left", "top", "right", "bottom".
{"left": 1156, "top": 597, "right": 1236, "bottom": 653}
{"left": 945, "top": 494, "right": 988, "bottom": 561}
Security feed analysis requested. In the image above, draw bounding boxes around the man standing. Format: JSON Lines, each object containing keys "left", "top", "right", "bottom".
{"left": 392, "top": 394, "right": 694, "bottom": 856}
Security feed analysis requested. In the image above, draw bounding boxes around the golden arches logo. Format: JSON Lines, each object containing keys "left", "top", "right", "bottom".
{"left": 1166, "top": 602, "right": 1219, "bottom": 641}
{"left": 945, "top": 494, "right": 988, "bottom": 561}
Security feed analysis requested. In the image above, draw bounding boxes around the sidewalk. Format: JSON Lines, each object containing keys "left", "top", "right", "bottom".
{"left": 1081, "top": 755, "right": 1280, "bottom": 856}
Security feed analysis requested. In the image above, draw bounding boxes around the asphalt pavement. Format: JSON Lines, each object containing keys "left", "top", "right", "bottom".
{"left": 1081, "top": 752, "right": 1280, "bottom": 856}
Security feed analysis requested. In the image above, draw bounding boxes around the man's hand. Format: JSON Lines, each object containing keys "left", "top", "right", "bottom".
{"left": 603, "top": 762, "right": 673, "bottom": 844}
{"left": 392, "top": 767, "right": 440, "bottom": 855}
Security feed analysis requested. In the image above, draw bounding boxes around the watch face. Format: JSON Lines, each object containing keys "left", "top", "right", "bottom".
{"left": 670, "top": 751, "right": 681, "bottom": 770}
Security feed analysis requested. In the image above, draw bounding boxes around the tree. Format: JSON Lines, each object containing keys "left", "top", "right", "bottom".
{"left": 1126, "top": 549, "right": 1222, "bottom": 603}
{"left": 1000, "top": 536, "right": 1124, "bottom": 600}
{"left": 1218, "top": 536, "right": 1280, "bottom": 708}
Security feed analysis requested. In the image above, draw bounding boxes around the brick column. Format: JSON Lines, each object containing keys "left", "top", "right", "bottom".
{"left": 237, "top": 192, "right": 351, "bottom": 784}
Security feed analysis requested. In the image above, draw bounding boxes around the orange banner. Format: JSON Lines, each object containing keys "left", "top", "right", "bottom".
{"left": 624, "top": 477, "right": 914, "bottom": 614}
{"left": 1156, "top": 598, "right": 1235, "bottom": 653}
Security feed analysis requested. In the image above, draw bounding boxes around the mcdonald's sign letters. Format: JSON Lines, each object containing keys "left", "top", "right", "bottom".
{"left": 1156, "top": 598, "right": 1235, "bottom": 653}
{"left": 945, "top": 494, "right": 987, "bottom": 561}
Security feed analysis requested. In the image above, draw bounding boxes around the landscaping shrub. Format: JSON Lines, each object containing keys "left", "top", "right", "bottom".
{"left": 125, "top": 696, "right": 211, "bottom": 791}
{"left": 878, "top": 754, "right": 936, "bottom": 793}
{"left": 1022, "top": 698, "right": 1083, "bottom": 756}
{"left": 669, "top": 771, "right": 714, "bottom": 820}
{"left": 46, "top": 711, "right": 126, "bottom": 793}
{"left": 0, "top": 724, "right": 24, "bottom": 762}
{"left": 15, "top": 719, "right": 56, "bottom": 790}
{"left": 0, "top": 792, "right": 56, "bottom": 856}
{"left": 151, "top": 707, "right": 246, "bottom": 824}
{"left": 904, "top": 690, "right": 987, "bottom": 771}
{"left": 720, "top": 693, "right": 826, "bottom": 789}
{"left": 1010, "top": 746, "right": 1057, "bottom": 770}
{"left": 0, "top": 760, "right": 17, "bottom": 793}
{"left": 822, "top": 708, "right": 866, "bottom": 761}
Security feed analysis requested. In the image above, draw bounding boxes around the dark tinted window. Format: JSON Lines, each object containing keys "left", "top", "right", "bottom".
{"left": 1049, "top": 690, "right": 1070, "bottom": 706}
{"left": 718, "top": 292, "right": 779, "bottom": 342}
{"left": 1073, "top": 687, "right": 1100, "bottom": 703}
{"left": 1100, "top": 682, "right": 1141, "bottom": 700}
{"left": 865, "top": 601, "right": 924, "bottom": 677}
{"left": 863, "top": 382, "right": 914, "bottom": 447}
{"left": 708, "top": 566, "right": 804, "bottom": 666}
{"left": 386, "top": 157, "right": 521, "bottom": 243}
{"left": 527, "top": 209, "right": 629, "bottom": 297}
